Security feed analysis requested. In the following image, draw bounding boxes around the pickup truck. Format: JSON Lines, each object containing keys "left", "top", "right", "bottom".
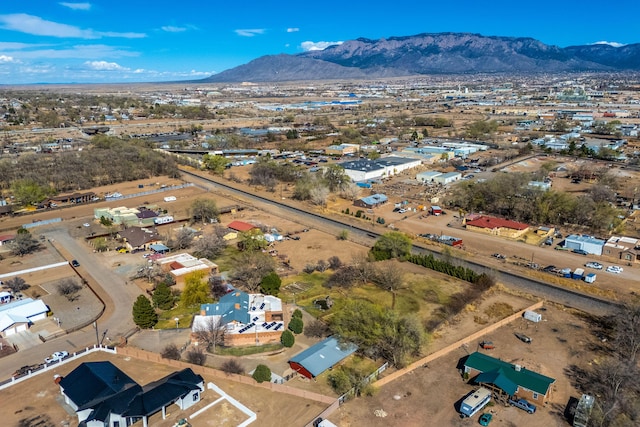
{"left": 508, "top": 398, "right": 536, "bottom": 414}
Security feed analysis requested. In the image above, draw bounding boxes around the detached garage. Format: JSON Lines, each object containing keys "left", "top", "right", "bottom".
{"left": 0, "top": 298, "right": 49, "bottom": 337}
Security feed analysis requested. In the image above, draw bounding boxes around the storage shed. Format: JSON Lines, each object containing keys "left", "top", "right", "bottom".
{"left": 523, "top": 310, "right": 542, "bottom": 323}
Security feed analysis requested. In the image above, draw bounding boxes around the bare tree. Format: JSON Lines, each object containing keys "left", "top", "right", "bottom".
{"left": 304, "top": 319, "right": 329, "bottom": 338}
{"left": 185, "top": 346, "right": 207, "bottom": 366}
{"left": 193, "top": 316, "right": 227, "bottom": 353}
{"left": 340, "top": 182, "right": 361, "bottom": 201}
{"left": 10, "top": 233, "right": 41, "bottom": 257}
{"left": 193, "top": 232, "right": 227, "bottom": 259}
{"left": 613, "top": 304, "right": 640, "bottom": 364}
{"left": 372, "top": 261, "right": 405, "bottom": 309}
{"left": 5, "top": 276, "right": 29, "bottom": 294}
{"left": 57, "top": 278, "right": 82, "bottom": 301}
{"left": 351, "top": 253, "right": 375, "bottom": 285}
{"left": 169, "top": 227, "right": 194, "bottom": 250}
{"left": 310, "top": 185, "right": 330, "bottom": 207}
{"left": 231, "top": 251, "right": 275, "bottom": 292}
{"left": 221, "top": 359, "right": 244, "bottom": 375}
{"left": 209, "top": 275, "right": 230, "bottom": 300}
{"left": 161, "top": 343, "right": 182, "bottom": 360}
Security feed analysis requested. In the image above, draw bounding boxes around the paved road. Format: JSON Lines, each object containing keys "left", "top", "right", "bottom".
{"left": 180, "top": 168, "right": 621, "bottom": 317}
{"left": 0, "top": 227, "right": 141, "bottom": 379}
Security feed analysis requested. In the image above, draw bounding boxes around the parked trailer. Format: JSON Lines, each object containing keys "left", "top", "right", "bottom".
{"left": 523, "top": 310, "right": 542, "bottom": 323}
{"left": 154, "top": 216, "right": 174, "bottom": 225}
{"left": 572, "top": 268, "right": 585, "bottom": 280}
{"left": 584, "top": 273, "right": 597, "bottom": 284}
{"left": 460, "top": 387, "right": 492, "bottom": 417}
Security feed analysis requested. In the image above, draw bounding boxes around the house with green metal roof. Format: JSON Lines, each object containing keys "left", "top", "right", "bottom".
{"left": 463, "top": 351, "right": 556, "bottom": 404}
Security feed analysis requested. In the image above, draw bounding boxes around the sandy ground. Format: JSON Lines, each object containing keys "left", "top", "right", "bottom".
{"left": 332, "top": 300, "right": 596, "bottom": 427}
{"left": 0, "top": 350, "right": 327, "bottom": 427}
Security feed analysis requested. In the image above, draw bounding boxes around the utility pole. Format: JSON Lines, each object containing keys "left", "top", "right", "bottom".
{"left": 93, "top": 322, "right": 99, "bottom": 347}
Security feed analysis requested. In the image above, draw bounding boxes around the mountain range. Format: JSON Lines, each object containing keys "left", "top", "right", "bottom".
{"left": 202, "top": 32, "right": 640, "bottom": 83}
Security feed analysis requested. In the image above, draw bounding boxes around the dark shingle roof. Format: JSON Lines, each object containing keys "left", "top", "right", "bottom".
{"left": 61, "top": 362, "right": 203, "bottom": 423}
{"left": 59, "top": 361, "right": 138, "bottom": 410}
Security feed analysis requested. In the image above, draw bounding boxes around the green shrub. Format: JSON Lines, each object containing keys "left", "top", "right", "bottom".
{"left": 288, "top": 316, "right": 304, "bottom": 334}
{"left": 281, "top": 329, "right": 295, "bottom": 347}
{"left": 252, "top": 364, "right": 271, "bottom": 383}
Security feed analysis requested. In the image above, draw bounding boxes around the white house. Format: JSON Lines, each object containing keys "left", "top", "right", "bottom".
{"left": 0, "top": 298, "right": 49, "bottom": 337}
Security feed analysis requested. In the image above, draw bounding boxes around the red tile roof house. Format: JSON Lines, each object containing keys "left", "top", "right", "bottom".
{"left": 226, "top": 221, "right": 259, "bottom": 232}
{"left": 465, "top": 216, "right": 530, "bottom": 239}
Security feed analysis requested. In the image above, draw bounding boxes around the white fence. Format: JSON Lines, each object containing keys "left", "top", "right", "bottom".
{"left": 0, "top": 344, "right": 117, "bottom": 391}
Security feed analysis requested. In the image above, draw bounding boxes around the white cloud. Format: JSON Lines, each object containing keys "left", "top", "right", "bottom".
{"left": 287, "top": 28, "right": 299, "bottom": 33}
{"left": 300, "top": 40, "right": 342, "bottom": 51}
{"left": 234, "top": 28, "right": 265, "bottom": 37}
{"left": 10, "top": 44, "right": 138, "bottom": 60}
{"left": 591, "top": 41, "right": 626, "bottom": 48}
{"left": 59, "top": 2, "right": 92, "bottom": 10}
{"left": 0, "top": 55, "right": 16, "bottom": 63}
{"left": 83, "top": 60, "right": 127, "bottom": 71}
{"left": 0, "top": 14, "right": 146, "bottom": 39}
{"left": 161, "top": 25, "right": 187, "bottom": 33}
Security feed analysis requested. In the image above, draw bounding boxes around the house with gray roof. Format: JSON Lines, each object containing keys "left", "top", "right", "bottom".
{"left": 58, "top": 361, "right": 204, "bottom": 427}
{"left": 288, "top": 336, "right": 358, "bottom": 379}
{"left": 463, "top": 352, "right": 555, "bottom": 404}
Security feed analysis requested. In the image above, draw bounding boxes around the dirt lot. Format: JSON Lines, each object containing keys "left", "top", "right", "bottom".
{"left": 0, "top": 350, "right": 327, "bottom": 427}
{"left": 331, "top": 299, "right": 596, "bottom": 427}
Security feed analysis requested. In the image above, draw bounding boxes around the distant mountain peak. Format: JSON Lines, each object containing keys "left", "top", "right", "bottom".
{"left": 201, "top": 31, "right": 640, "bottom": 83}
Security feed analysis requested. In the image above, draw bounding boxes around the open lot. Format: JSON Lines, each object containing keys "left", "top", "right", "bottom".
{"left": 332, "top": 301, "right": 595, "bottom": 427}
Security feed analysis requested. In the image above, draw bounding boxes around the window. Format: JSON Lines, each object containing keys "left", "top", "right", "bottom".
{"left": 532, "top": 392, "right": 538, "bottom": 400}
{"left": 193, "top": 392, "right": 199, "bottom": 402}
{"left": 113, "top": 422, "right": 120, "bottom": 427}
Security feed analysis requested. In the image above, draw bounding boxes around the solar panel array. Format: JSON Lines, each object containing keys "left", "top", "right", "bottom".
{"left": 238, "top": 322, "right": 256, "bottom": 333}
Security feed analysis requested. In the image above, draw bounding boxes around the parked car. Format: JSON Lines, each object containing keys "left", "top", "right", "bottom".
{"left": 508, "top": 397, "right": 536, "bottom": 414}
{"left": 13, "top": 364, "right": 40, "bottom": 378}
{"left": 585, "top": 262, "right": 603, "bottom": 270}
{"left": 71, "top": 260, "right": 80, "bottom": 267}
{"left": 606, "top": 265, "right": 623, "bottom": 274}
{"left": 492, "top": 253, "right": 506, "bottom": 259}
{"left": 514, "top": 332, "right": 532, "bottom": 344}
{"left": 479, "top": 341, "right": 495, "bottom": 350}
{"left": 572, "top": 249, "right": 589, "bottom": 255}
{"left": 45, "top": 351, "right": 69, "bottom": 364}
{"left": 479, "top": 413, "right": 493, "bottom": 426}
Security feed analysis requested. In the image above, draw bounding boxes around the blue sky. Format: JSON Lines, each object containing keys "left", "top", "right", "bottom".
{"left": 0, "top": 1, "right": 638, "bottom": 84}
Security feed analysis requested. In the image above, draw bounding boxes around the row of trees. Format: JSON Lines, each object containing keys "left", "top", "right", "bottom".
{"left": 572, "top": 304, "right": 640, "bottom": 426}
{"left": 448, "top": 172, "right": 624, "bottom": 233}
{"left": 2, "top": 136, "right": 179, "bottom": 204}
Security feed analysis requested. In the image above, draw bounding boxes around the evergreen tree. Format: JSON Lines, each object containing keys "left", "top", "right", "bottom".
{"left": 288, "top": 316, "right": 304, "bottom": 334}
{"left": 281, "top": 329, "right": 295, "bottom": 348}
{"left": 252, "top": 364, "right": 271, "bottom": 383}
{"left": 132, "top": 295, "right": 158, "bottom": 329}
{"left": 260, "top": 272, "right": 282, "bottom": 296}
{"left": 152, "top": 282, "right": 174, "bottom": 310}
{"left": 292, "top": 309, "right": 303, "bottom": 319}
